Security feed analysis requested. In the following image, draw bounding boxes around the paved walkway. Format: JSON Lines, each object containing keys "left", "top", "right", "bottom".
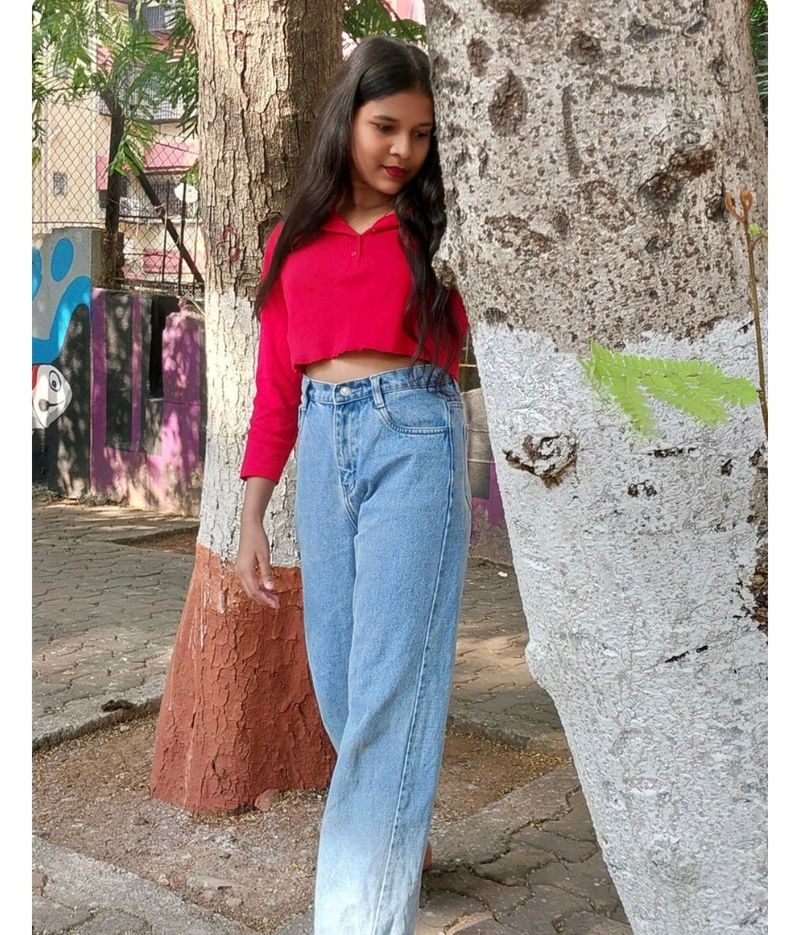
{"left": 32, "top": 495, "right": 632, "bottom": 934}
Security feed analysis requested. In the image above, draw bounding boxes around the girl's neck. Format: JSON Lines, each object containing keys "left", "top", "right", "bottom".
{"left": 336, "top": 195, "right": 395, "bottom": 215}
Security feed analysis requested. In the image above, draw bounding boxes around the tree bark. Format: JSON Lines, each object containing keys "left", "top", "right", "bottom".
{"left": 426, "top": 1, "right": 767, "bottom": 932}
{"left": 101, "top": 92, "right": 125, "bottom": 287}
{"left": 150, "top": 0, "right": 345, "bottom": 814}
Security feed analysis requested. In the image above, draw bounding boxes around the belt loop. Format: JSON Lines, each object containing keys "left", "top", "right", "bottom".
{"left": 300, "top": 375, "right": 308, "bottom": 411}
{"left": 370, "top": 373, "right": 386, "bottom": 410}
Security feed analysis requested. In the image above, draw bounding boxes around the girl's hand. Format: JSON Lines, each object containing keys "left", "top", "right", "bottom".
{"left": 235, "top": 517, "right": 280, "bottom": 609}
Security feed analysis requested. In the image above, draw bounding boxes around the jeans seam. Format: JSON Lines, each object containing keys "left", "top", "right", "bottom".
{"left": 369, "top": 408, "right": 456, "bottom": 935}
{"left": 329, "top": 401, "right": 359, "bottom": 533}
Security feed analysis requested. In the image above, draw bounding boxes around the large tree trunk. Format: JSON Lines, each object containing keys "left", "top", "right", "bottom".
{"left": 150, "top": 0, "right": 345, "bottom": 814}
{"left": 426, "top": 1, "right": 767, "bottom": 932}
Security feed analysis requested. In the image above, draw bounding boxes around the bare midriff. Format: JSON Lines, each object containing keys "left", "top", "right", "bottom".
{"left": 301, "top": 350, "right": 421, "bottom": 384}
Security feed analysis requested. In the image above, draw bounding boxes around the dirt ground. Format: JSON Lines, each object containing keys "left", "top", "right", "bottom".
{"left": 33, "top": 714, "right": 567, "bottom": 932}
{"left": 115, "top": 526, "right": 199, "bottom": 554}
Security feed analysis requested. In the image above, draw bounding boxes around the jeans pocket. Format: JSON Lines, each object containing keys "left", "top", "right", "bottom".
{"left": 376, "top": 387, "right": 450, "bottom": 435}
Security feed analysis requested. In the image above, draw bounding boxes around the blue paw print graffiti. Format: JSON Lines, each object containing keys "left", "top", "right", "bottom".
{"left": 32, "top": 236, "right": 91, "bottom": 365}
{"left": 32, "top": 236, "right": 90, "bottom": 429}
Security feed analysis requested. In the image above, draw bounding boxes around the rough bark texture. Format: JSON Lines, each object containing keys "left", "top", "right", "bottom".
{"left": 187, "top": 0, "right": 344, "bottom": 564}
{"left": 150, "top": 0, "right": 344, "bottom": 813}
{"left": 426, "top": 1, "right": 767, "bottom": 932}
{"left": 149, "top": 544, "right": 335, "bottom": 813}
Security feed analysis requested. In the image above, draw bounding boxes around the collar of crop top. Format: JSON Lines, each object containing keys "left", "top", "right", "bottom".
{"left": 321, "top": 208, "right": 399, "bottom": 235}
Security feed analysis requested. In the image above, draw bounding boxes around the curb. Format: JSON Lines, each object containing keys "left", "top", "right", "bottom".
{"left": 33, "top": 835, "right": 261, "bottom": 935}
{"left": 33, "top": 679, "right": 166, "bottom": 753}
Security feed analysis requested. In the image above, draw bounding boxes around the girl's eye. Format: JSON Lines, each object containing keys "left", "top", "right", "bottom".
{"left": 374, "top": 125, "right": 430, "bottom": 139}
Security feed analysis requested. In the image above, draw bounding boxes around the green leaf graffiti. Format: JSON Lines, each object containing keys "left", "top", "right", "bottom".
{"left": 580, "top": 341, "right": 760, "bottom": 437}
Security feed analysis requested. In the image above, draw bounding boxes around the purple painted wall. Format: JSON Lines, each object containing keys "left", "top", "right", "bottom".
{"left": 90, "top": 288, "right": 205, "bottom": 515}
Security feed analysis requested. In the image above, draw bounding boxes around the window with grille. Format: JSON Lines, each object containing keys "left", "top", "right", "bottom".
{"left": 52, "top": 172, "right": 67, "bottom": 196}
{"left": 98, "top": 177, "right": 130, "bottom": 211}
{"left": 142, "top": 5, "right": 167, "bottom": 32}
{"left": 149, "top": 176, "right": 186, "bottom": 217}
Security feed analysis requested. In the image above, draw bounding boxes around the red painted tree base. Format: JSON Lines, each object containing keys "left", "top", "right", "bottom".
{"left": 149, "top": 542, "right": 335, "bottom": 815}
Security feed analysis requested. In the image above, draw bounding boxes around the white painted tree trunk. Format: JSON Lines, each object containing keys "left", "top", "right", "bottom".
{"left": 427, "top": 1, "right": 767, "bottom": 932}
{"left": 187, "top": 0, "right": 344, "bottom": 566}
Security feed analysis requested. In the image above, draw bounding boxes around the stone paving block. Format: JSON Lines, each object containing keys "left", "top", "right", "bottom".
{"left": 561, "top": 912, "right": 634, "bottom": 935}
{"left": 468, "top": 691, "right": 527, "bottom": 714}
{"left": 444, "top": 912, "right": 498, "bottom": 934}
{"left": 433, "top": 766, "right": 580, "bottom": 867}
{"left": 423, "top": 866, "right": 529, "bottom": 915}
{"left": 472, "top": 839, "right": 557, "bottom": 886}
{"left": 415, "top": 890, "right": 486, "bottom": 932}
{"left": 497, "top": 884, "right": 589, "bottom": 931}
{"left": 32, "top": 894, "right": 93, "bottom": 934}
{"left": 541, "top": 791, "right": 597, "bottom": 842}
{"left": 53, "top": 685, "right": 94, "bottom": 704}
{"left": 33, "top": 869, "right": 48, "bottom": 895}
{"left": 447, "top": 916, "right": 519, "bottom": 935}
{"left": 513, "top": 827, "right": 598, "bottom": 863}
{"left": 72, "top": 908, "right": 152, "bottom": 934}
{"left": 526, "top": 852, "right": 620, "bottom": 913}
{"left": 610, "top": 903, "right": 631, "bottom": 925}
{"left": 448, "top": 921, "right": 520, "bottom": 935}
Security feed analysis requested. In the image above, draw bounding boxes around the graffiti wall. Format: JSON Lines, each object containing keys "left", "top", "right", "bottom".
{"left": 32, "top": 229, "right": 100, "bottom": 495}
{"left": 32, "top": 228, "right": 206, "bottom": 515}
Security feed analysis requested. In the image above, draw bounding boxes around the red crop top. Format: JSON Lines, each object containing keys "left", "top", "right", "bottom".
{"left": 240, "top": 208, "right": 469, "bottom": 484}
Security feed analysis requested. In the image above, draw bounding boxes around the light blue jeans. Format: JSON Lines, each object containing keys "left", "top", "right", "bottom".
{"left": 294, "top": 363, "right": 472, "bottom": 935}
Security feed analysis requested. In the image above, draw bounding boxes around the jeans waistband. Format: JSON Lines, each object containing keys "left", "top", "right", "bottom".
{"left": 299, "top": 363, "right": 461, "bottom": 410}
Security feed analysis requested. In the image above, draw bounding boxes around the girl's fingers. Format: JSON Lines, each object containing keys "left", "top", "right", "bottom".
{"left": 235, "top": 558, "right": 278, "bottom": 608}
{"left": 256, "top": 552, "right": 280, "bottom": 607}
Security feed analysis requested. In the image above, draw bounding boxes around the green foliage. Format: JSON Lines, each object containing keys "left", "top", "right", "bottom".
{"left": 580, "top": 341, "right": 760, "bottom": 437}
{"left": 344, "top": 0, "right": 427, "bottom": 45}
{"left": 32, "top": 0, "right": 178, "bottom": 176}
{"left": 182, "top": 161, "right": 200, "bottom": 189}
{"left": 32, "top": 0, "right": 427, "bottom": 180}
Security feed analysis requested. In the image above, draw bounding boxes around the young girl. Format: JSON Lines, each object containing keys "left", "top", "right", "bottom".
{"left": 235, "top": 35, "right": 472, "bottom": 935}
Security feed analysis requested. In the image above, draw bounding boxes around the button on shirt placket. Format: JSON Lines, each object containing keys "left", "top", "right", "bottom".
{"left": 349, "top": 234, "right": 362, "bottom": 267}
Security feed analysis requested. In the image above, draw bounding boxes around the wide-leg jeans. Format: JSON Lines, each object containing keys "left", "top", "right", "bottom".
{"left": 293, "top": 363, "right": 472, "bottom": 935}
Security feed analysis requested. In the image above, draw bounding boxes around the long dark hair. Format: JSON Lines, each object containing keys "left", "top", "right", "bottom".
{"left": 254, "top": 35, "right": 461, "bottom": 392}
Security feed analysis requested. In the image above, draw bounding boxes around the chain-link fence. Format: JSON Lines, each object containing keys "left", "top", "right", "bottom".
{"left": 32, "top": 98, "right": 204, "bottom": 298}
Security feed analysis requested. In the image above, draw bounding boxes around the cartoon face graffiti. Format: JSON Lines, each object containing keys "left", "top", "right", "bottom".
{"left": 32, "top": 364, "right": 72, "bottom": 430}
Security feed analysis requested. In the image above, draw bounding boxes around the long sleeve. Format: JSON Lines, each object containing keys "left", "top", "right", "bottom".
{"left": 448, "top": 287, "right": 469, "bottom": 343}
{"left": 240, "top": 222, "right": 303, "bottom": 484}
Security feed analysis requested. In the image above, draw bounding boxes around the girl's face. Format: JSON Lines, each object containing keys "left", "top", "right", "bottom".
{"left": 349, "top": 89, "right": 435, "bottom": 203}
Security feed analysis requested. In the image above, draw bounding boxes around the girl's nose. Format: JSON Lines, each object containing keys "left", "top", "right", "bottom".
{"left": 390, "top": 137, "right": 412, "bottom": 160}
